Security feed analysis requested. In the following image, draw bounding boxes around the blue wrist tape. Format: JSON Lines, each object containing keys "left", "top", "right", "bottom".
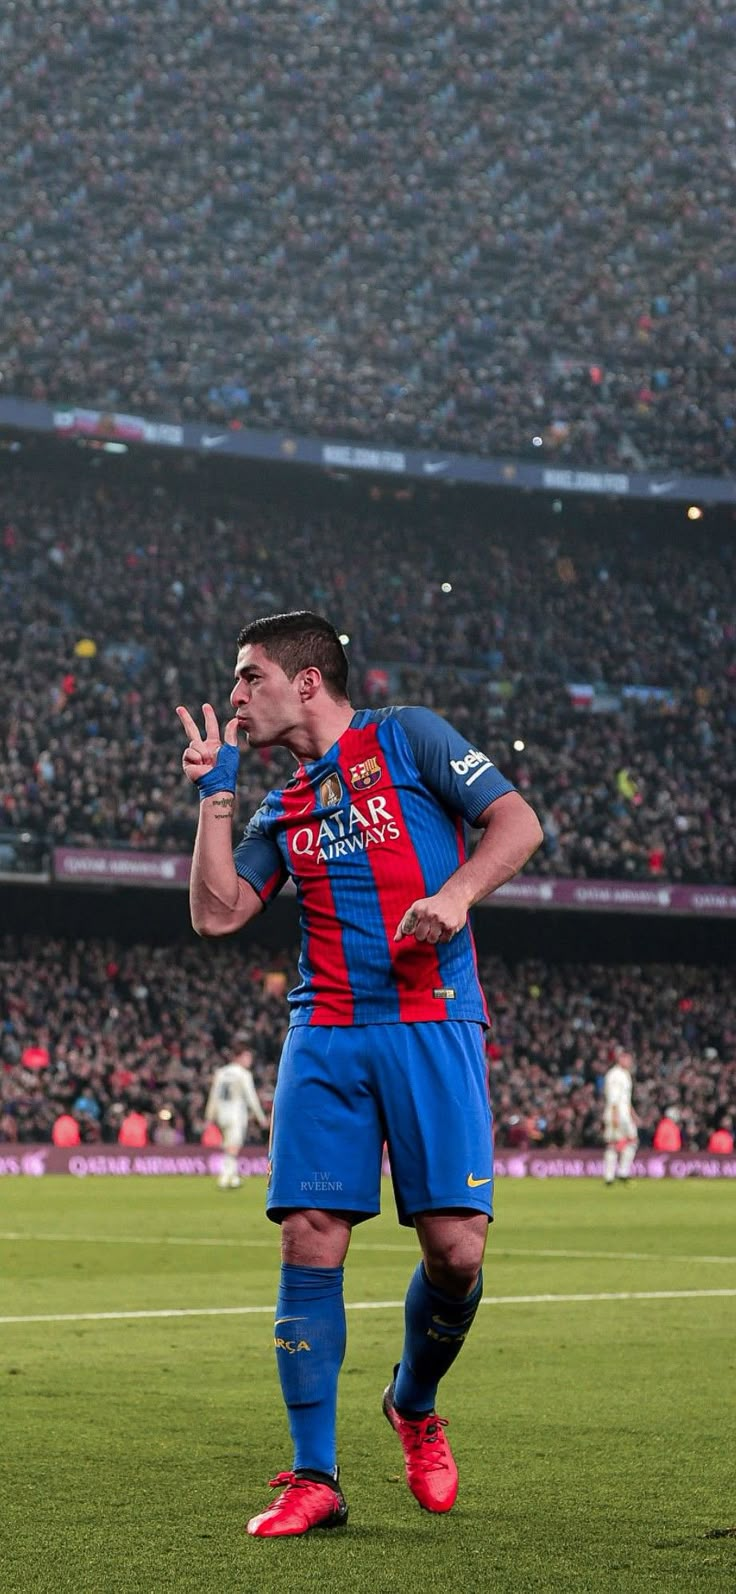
{"left": 196, "top": 743, "right": 240, "bottom": 800}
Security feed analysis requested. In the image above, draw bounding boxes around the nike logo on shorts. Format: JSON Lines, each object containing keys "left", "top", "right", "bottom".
{"left": 466, "top": 1173, "right": 492, "bottom": 1187}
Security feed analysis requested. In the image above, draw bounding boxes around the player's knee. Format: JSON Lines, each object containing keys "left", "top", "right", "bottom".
{"left": 418, "top": 1211, "right": 487, "bottom": 1296}
{"left": 280, "top": 1209, "right": 351, "bottom": 1268}
{"left": 429, "top": 1259, "right": 482, "bottom": 1298}
{"left": 423, "top": 1237, "right": 485, "bottom": 1297}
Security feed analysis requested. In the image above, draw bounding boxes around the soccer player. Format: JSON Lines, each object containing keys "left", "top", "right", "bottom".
{"left": 204, "top": 1040, "right": 269, "bottom": 1189}
{"left": 176, "top": 611, "right": 542, "bottom": 1537}
{"left": 602, "top": 1047, "right": 639, "bottom": 1184}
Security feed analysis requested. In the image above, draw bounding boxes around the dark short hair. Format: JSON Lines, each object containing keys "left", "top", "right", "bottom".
{"left": 236, "top": 611, "right": 349, "bottom": 701}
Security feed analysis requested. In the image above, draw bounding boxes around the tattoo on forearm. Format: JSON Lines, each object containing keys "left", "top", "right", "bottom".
{"left": 212, "top": 795, "right": 235, "bottom": 819}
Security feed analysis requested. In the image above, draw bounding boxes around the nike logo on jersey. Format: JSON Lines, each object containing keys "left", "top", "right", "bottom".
{"left": 466, "top": 1173, "right": 492, "bottom": 1187}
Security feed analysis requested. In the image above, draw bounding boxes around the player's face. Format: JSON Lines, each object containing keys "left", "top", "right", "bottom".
{"left": 230, "top": 644, "right": 303, "bottom": 748}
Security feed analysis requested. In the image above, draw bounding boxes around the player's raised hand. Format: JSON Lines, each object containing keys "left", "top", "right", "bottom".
{"left": 394, "top": 886, "right": 469, "bottom": 945}
{"left": 176, "top": 702, "right": 239, "bottom": 785}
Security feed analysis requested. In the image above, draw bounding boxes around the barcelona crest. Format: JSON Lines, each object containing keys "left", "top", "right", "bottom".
{"left": 349, "top": 756, "right": 382, "bottom": 790}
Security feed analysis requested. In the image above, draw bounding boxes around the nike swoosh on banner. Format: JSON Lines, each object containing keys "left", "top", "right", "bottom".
{"left": 648, "top": 481, "right": 676, "bottom": 495}
{"left": 201, "top": 434, "right": 227, "bottom": 449}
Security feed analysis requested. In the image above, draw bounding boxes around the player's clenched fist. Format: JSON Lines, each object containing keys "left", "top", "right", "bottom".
{"left": 394, "top": 886, "right": 469, "bottom": 945}
{"left": 176, "top": 702, "right": 240, "bottom": 796}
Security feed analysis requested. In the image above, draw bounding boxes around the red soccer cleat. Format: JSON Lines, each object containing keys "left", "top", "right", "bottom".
{"left": 246, "top": 1470, "right": 348, "bottom": 1538}
{"left": 383, "top": 1375, "right": 459, "bottom": 1513}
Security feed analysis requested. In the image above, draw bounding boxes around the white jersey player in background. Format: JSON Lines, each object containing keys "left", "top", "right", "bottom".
{"left": 602, "top": 1047, "right": 639, "bottom": 1185}
{"left": 204, "top": 1042, "right": 269, "bottom": 1189}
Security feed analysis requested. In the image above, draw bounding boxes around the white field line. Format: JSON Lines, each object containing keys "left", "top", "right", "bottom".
{"left": 1, "top": 1230, "right": 736, "bottom": 1266}
{"left": 1, "top": 1288, "right": 736, "bottom": 1328}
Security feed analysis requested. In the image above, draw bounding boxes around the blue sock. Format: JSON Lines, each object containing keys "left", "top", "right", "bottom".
{"left": 273, "top": 1262, "right": 346, "bottom": 1476}
{"left": 394, "top": 1262, "right": 484, "bottom": 1415}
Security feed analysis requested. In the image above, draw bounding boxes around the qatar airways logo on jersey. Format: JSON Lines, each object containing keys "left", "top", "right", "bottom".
{"left": 291, "top": 794, "right": 400, "bottom": 863}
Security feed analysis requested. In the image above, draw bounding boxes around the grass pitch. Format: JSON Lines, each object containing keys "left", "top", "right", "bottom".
{"left": 1, "top": 1176, "right": 734, "bottom": 1594}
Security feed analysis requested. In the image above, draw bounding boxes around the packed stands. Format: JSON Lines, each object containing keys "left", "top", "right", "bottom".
{"left": 2, "top": 2, "right": 736, "bottom": 472}
{"left": 2, "top": 458, "right": 734, "bottom": 883}
{"left": 1, "top": 935, "right": 733, "bottom": 1150}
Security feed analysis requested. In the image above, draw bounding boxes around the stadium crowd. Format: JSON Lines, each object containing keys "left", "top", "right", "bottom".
{"left": 1, "top": 935, "right": 733, "bottom": 1152}
{"left": 3, "top": 1, "right": 736, "bottom": 473}
{"left": 2, "top": 461, "right": 735, "bottom": 884}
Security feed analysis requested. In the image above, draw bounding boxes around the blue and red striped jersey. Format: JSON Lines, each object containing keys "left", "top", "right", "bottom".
{"left": 233, "top": 706, "right": 515, "bottom": 1026}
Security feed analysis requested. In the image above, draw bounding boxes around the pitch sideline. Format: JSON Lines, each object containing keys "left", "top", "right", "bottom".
{"left": 1, "top": 1230, "right": 736, "bottom": 1266}
{"left": 2, "top": 1287, "right": 736, "bottom": 1327}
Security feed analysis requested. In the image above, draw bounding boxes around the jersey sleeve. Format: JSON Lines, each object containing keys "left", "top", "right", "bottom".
{"left": 233, "top": 803, "right": 288, "bottom": 905}
{"left": 394, "top": 706, "right": 516, "bottom": 824}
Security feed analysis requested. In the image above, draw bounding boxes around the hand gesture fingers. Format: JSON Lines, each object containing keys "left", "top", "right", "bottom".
{"left": 176, "top": 703, "right": 227, "bottom": 784}
{"left": 202, "top": 702, "right": 221, "bottom": 743}
{"left": 394, "top": 893, "right": 468, "bottom": 945}
{"left": 395, "top": 900, "right": 442, "bottom": 943}
{"left": 182, "top": 745, "right": 207, "bottom": 776}
{"left": 176, "top": 705, "right": 204, "bottom": 744}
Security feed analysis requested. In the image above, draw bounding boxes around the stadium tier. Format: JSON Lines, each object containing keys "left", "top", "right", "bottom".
{"left": 1, "top": 453, "right": 734, "bottom": 886}
{"left": 1, "top": 936, "right": 733, "bottom": 1152}
{"left": 2, "top": 1, "right": 736, "bottom": 473}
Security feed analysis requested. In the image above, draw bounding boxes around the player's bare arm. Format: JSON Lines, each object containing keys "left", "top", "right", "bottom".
{"left": 176, "top": 701, "right": 263, "bottom": 936}
{"left": 395, "top": 790, "right": 542, "bottom": 945}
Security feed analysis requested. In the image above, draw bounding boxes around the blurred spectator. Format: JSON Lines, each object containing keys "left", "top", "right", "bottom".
{"left": 51, "top": 1113, "right": 80, "bottom": 1147}
{"left": 652, "top": 1108, "right": 683, "bottom": 1152}
{"left": 21, "top": 1044, "right": 50, "bottom": 1071}
{"left": 707, "top": 1118, "right": 734, "bottom": 1154}
{"left": 118, "top": 1110, "right": 149, "bottom": 1147}
{"left": 151, "top": 1108, "right": 185, "bottom": 1145}
{"left": 2, "top": 2, "right": 736, "bottom": 474}
{"left": 502, "top": 1114, "right": 544, "bottom": 1151}
{"left": 201, "top": 1122, "right": 223, "bottom": 1148}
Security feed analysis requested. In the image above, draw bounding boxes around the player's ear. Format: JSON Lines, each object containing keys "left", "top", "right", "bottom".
{"left": 297, "top": 668, "right": 321, "bottom": 701}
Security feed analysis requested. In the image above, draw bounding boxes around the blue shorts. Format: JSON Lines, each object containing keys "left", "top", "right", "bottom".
{"left": 267, "top": 1020, "right": 493, "bottom": 1227}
